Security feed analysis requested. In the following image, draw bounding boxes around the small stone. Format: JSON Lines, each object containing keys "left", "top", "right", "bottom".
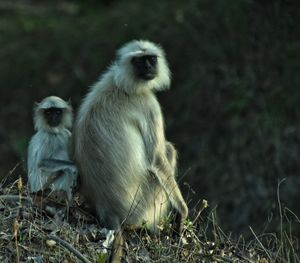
{"left": 46, "top": 239, "right": 56, "bottom": 247}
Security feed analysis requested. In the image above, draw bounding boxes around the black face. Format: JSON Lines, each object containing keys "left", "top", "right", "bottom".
{"left": 131, "top": 55, "right": 157, "bottom": 80}
{"left": 43, "top": 107, "right": 63, "bottom": 127}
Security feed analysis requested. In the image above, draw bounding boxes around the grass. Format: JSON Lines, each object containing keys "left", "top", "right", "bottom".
{"left": 0, "top": 167, "right": 299, "bottom": 262}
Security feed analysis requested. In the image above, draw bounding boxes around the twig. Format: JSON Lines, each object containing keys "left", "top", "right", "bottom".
{"left": 48, "top": 234, "right": 92, "bottom": 263}
{"left": 285, "top": 207, "right": 300, "bottom": 224}
{"left": 13, "top": 220, "right": 20, "bottom": 263}
{"left": 192, "top": 199, "right": 208, "bottom": 225}
{"left": 249, "top": 226, "right": 272, "bottom": 262}
{"left": 1, "top": 161, "right": 23, "bottom": 186}
{"left": 276, "top": 178, "right": 286, "bottom": 260}
{"left": 120, "top": 184, "right": 141, "bottom": 227}
{"left": 0, "top": 195, "right": 33, "bottom": 204}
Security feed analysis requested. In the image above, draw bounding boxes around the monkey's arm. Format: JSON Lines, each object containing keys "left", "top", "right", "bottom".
{"left": 38, "top": 158, "right": 78, "bottom": 175}
{"left": 40, "top": 159, "right": 75, "bottom": 167}
{"left": 136, "top": 107, "right": 165, "bottom": 165}
{"left": 153, "top": 155, "right": 188, "bottom": 218}
{"left": 39, "top": 158, "right": 78, "bottom": 196}
{"left": 138, "top": 114, "right": 188, "bottom": 231}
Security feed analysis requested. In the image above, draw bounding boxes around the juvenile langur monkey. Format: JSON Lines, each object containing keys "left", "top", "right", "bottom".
{"left": 27, "top": 96, "right": 78, "bottom": 200}
{"left": 74, "top": 40, "right": 188, "bottom": 261}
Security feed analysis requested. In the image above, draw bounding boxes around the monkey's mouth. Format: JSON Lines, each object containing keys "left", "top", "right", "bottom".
{"left": 140, "top": 73, "right": 156, "bottom": 80}
{"left": 48, "top": 120, "right": 61, "bottom": 127}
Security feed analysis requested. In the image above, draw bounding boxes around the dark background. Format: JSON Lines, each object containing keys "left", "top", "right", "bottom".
{"left": 0, "top": 0, "right": 299, "bottom": 237}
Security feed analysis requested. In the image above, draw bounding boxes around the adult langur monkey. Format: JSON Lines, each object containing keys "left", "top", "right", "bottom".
{"left": 74, "top": 40, "right": 188, "bottom": 262}
{"left": 27, "top": 96, "right": 78, "bottom": 201}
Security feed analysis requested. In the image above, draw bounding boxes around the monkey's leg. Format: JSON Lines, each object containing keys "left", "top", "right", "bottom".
{"left": 108, "top": 230, "right": 124, "bottom": 263}
{"left": 43, "top": 170, "right": 64, "bottom": 190}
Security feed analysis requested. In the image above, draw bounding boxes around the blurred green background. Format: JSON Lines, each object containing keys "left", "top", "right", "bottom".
{"left": 0, "top": 0, "right": 299, "bottom": 236}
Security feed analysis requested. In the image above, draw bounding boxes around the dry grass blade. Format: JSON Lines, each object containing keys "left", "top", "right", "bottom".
{"left": 48, "top": 234, "right": 92, "bottom": 263}
{"left": 249, "top": 226, "right": 272, "bottom": 262}
{"left": 0, "top": 195, "right": 33, "bottom": 204}
{"left": 1, "top": 166, "right": 298, "bottom": 262}
{"left": 192, "top": 199, "right": 208, "bottom": 225}
{"left": 13, "top": 220, "right": 20, "bottom": 263}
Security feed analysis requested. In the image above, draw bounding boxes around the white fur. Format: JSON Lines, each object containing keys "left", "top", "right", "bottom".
{"left": 27, "top": 129, "right": 74, "bottom": 191}
{"left": 75, "top": 40, "right": 187, "bottom": 232}
{"left": 113, "top": 40, "right": 171, "bottom": 94}
{"left": 27, "top": 96, "right": 77, "bottom": 199}
{"left": 34, "top": 96, "right": 73, "bottom": 133}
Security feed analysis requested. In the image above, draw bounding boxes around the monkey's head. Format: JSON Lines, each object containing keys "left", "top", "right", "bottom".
{"left": 113, "top": 40, "right": 171, "bottom": 93}
{"left": 33, "top": 96, "right": 73, "bottom": 132}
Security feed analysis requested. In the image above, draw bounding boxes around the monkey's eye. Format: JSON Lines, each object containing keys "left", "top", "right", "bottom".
{"left": 147, "top": 56, "right": 157, "bottom": 66}
{"left": 131, "top": 57, "right": 141, "bottom": 65}
{"left": 44, "top": 108, "right": 62, "bottom": 116}
{"left": 44, "top": 109, "right": 52, "bottom": 115}
{"left": 55, "top": 109, "right": 62, "bottom": 115}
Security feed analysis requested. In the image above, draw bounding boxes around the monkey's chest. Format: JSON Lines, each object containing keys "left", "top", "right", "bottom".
{"left": 40, "top": 136, "right": 70, "bottom": 160}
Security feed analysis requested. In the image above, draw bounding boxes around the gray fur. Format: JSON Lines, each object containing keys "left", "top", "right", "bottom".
{"left": 74, "top": 40, "right": 188, "bottom": 232}
{"left": 27, "top": 96, "right": 77, "bottom": 200}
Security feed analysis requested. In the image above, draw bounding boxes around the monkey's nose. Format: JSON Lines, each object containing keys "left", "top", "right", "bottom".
{"left": 145, "top": 60, "right": 152, "bottom": 69}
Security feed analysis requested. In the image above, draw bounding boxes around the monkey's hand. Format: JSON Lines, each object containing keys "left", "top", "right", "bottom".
{"left": 173, "top": 211, "right": 184, "bottom": 236}
{"left": 172, "top": 204, "right": 188, "bottom": 236}
{"left": 149, "top": 165, "right": 188, "bottom": 235}
{"left": 63, "top": 166, "right": 78, "bottom": 176}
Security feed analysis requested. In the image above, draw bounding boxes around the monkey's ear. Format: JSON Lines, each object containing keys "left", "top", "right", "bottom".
{"left": 67, "top": 98, "right": 72, "bottom": 105}
{"left": 32, "top": 102, "right": 40, "bottom": 116}
{"left": 33, "top": 102, "right": 40, "bottom": 110}
{"left": 115, "top": 53, "right": 122, "bottom": 63}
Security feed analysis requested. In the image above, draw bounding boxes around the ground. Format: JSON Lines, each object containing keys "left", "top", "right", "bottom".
{"left": 0, "top": 174, "right": 297, "bottom": 262}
